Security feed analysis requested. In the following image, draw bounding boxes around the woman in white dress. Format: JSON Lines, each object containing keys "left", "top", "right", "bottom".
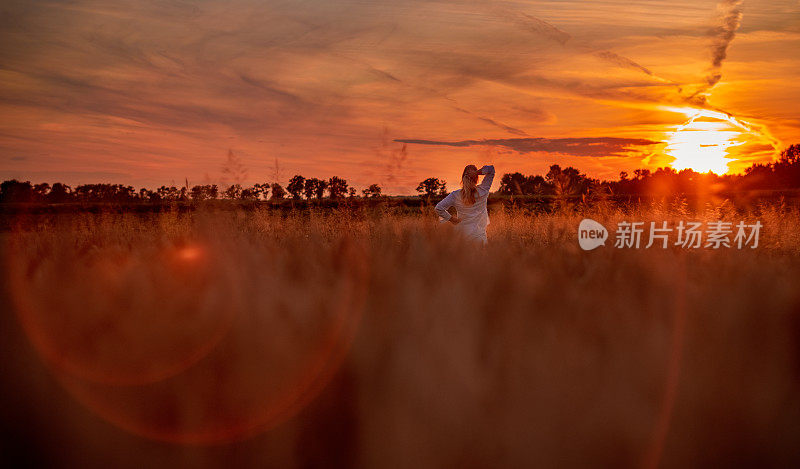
{"left": 434, "top": 164, "right": 495, "bottom": 245}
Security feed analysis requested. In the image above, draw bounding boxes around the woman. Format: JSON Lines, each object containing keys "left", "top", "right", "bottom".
{"left": 435, "top": 164, "right": 495, "bottom": 245}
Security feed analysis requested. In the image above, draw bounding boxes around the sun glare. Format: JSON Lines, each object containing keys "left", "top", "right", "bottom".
{"left": 665, "top": 111, "right": 745, "bottom": 175}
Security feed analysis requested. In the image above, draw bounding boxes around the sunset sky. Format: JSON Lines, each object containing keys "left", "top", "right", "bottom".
{"left": 1, "top": 0, "right": 799, "bottom": 194}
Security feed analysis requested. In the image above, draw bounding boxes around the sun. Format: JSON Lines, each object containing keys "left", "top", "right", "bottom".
{"left": 664, "top": 111, "right": 745, "bottom": 174}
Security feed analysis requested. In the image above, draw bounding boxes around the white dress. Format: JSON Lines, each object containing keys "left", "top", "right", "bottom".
{"left": 434, "top": 165, "right": 495, "bottom": 245}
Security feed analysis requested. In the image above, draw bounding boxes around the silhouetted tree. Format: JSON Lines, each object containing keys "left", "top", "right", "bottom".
{"left": 157, "top": 186, "right": 180, "bottom": 201}
{"left": 526, "top": 175, "right": 548, "bottom": 195}
{"left": 190, "top": 184, "right": 218, "bottom": 201}
{"left": 270, "top": 183, "right": 285, "bottom": 200}
{"left": 327, "top": 176, "right": 348, "bottom": 198}
{"left": 744, "top": 143, "right": 800, "bottom": 190}
{"left": 48, "top": 183, "right": 72, "bottom": 203}
{"left": 775, "top": 143, "right": 800, "bottom": 188}
{"left": 544, "top": 165, "right": 594, "bottom": 198}
{"left": 301, "top": 177, "right": 328, "bottom": 200}
{"left": 416, "top": 177, "right": 446, "bottom": 198}
{"left": 139, "top": 188, "right": 155, "bottom": 202}
{"left": 303, "top": 178, "right": 321, "bottom": 200}
{"left": 0, "top": 180, "right": 33, "bottom": 202}
{"left": 252, "top": 183, "right": 270, "bottom": 200}
{"left": 498, "top": 173, "right": 549, "bottom": 196}
{"left": 348, "top": 187, "right": 357, "bottom": 198}
{"left": 499, "top": 172, "right": 526, "bottom": 195}
{"left": 241, "top": 184, "right": 265, "bottom": 200}
{"left": 32, "top": 183, "right": 50, "bottom": 201}
{"left": 314, "top": 179, "right": 328, "bottom": 199}
{"left": 223, "top": 184, "right": 243, "bottom": 199}
{"left": 546, "top": 165, "right": 571, "bottom": 196}
{"left": 287, "top": 175, "right": 306, "bottom": 200}
{"left": 362, "top": 184, "right": 382, "bottom": 198}
{"left": 74, "top": 184, "right": 136, "bottom": 202}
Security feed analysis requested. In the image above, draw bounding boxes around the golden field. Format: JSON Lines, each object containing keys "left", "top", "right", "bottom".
{"left": 1, "top": 202, "right": 799, "bottom": 468}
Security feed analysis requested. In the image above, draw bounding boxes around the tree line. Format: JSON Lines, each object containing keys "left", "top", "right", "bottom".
{"left": 0, "top": 174, "right": 389, "bottom": 204}
{"left": 2, "top": 144, "right": 798, "bottom": 203}
{"left": 497, "top": 143, "right": 800, "bottom": 198}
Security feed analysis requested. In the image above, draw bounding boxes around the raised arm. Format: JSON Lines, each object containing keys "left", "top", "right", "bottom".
{"left": 435, "top": 191, "right": 457, "bottom": 223}
{"left": 477, "top": 164, "right": 495, "bottom": 196}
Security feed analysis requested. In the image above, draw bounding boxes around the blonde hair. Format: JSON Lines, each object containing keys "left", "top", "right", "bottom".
{"left": 461, "top": 164, "right": 478, "bottom": 206}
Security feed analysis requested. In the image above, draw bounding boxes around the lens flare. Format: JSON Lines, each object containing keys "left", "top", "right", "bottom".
{"left": 7, "top": 229, "right": 368, "bottom": 444}
{"left": 8, "top": 240, "right": 236, "bottom": 386}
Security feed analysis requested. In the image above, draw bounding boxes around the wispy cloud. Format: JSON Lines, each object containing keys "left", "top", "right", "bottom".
{"left": 394, "top": 136, "right": 662, "bottom": 157}
{"left": 493, "top": 7, "right": 572, "bottom": 45}
{"left": 0, "top": 0, "right": 796, "bottom": 189}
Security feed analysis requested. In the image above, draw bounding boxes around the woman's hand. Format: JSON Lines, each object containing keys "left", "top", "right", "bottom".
{"left": 449, "top": 215, "right": 461, "bottom": 225}
{"left": 476, "top": 165, "right": 493, "bottom": 175}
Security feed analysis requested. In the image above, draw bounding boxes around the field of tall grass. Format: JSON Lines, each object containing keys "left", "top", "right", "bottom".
{"left": 1, "top": 202, "right": 799, "bottom": 468}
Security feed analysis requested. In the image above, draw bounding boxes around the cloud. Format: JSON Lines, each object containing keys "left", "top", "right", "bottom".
{"left": 687, "top": 0, "right": 744, "bottom": 105}
{"left": 0, "top": 0, "right": 793, "bottom": 189}
{"left": 451, "top": 107, "right": 529, "bottom": 136}
{"left": 491, "top": 5, "right": 680, "bottom": 90}
{"left": 592, "top": 50, "right": 658, "bottom": 79}
{"left": 709, "top": 1, "right": 744, "bottom": 71}
{"left": 394, "top": 136, "right": 662, "bottom": 157}
{"left": 337, "top": 53, "right": 531, "bottom": 136}
{"left": 493, "top": 7, "right": 572, "bottom": 45}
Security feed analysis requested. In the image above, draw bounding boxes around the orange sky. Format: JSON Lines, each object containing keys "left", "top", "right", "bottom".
{"left": 1, "top": 0, "right": 798, "bottom": 194}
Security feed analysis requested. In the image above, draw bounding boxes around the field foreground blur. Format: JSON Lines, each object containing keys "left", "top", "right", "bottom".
{"left": 2, "top": 204, "right": 800, "bottom": 468}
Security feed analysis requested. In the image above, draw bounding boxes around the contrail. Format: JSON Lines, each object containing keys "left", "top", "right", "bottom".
{"left": 499, "top": 2, "right": 780, "bottom": 154}
{"left": 384, "top": 2, "right": 779, "bottom": 160}
{"left": 710, "top": 0, "right": 744, "bottom": 73}
{"left": 452, "top": 106, "right": 529, "bottom": 136}
{"left": 338, "top": 54, "right": 530, "bottom": 136}
{"left": 591, "top": 50, "right": 674, "bottom": 86}
{"left": 688, "top": 0, "right": 744, "bottom": 105}
{"left": 494, "top": 8, "right": 572, "bottom": 45}
{"left": 493, "top": 6, "right": 682, "bottom": 89}
{"left": 682, "top": 1, "right": 781, "bottom": 153}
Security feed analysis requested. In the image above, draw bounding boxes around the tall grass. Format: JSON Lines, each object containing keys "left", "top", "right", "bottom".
{"left": 2, "top": 202, "right": 799, "bottom": 467}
